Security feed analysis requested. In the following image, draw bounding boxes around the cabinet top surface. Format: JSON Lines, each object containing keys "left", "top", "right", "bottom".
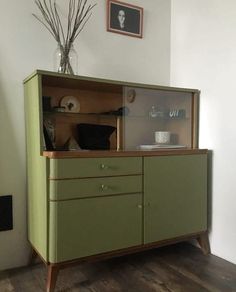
{"left": 23, "top": 69, "right": 200, "bottom": 94}
{"left": 43, "top": 149, "right": 208, "bottom": 159}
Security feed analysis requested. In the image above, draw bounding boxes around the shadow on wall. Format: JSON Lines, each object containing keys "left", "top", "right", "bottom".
{"left": 0, "top": 75, "right": 29, "bottom": 269}
{"left": 0, "top": 79, "right": 24, "bottom": 191}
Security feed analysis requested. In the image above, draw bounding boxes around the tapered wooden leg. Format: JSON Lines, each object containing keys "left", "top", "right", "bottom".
{"left": 197, "top": 232, "right": 210, "bottom": 255}
{"left": 46, "top": 264, "right": 59, "bottom": 292}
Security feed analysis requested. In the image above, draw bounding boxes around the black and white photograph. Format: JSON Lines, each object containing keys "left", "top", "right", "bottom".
{"left": 107, "top": 0, "right": 143, "bottom": 38}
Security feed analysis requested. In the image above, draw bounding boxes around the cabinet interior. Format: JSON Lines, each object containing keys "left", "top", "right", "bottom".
{"left": 41, "top": 74, "right": 197, "bottom": 151}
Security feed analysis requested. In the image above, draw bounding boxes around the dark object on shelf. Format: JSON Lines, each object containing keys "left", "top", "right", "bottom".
{"left": 43, "top": 125, "right": 55, "bottom": 151}
{"left": 42, "top": 96, "right": 52, "bottom": 111}
{"left": 53, "top": 106, "right": 66, "bottom": 112}
{"left": 77, "top": 123, "right": 116, "bottom": 150}
{"left": 102, "top": 106, "right": 130, "bottom": 116}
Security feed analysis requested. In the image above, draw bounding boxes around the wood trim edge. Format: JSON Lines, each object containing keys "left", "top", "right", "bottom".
{"left": 31, "top": 231, "right": 208, "bottom": 267}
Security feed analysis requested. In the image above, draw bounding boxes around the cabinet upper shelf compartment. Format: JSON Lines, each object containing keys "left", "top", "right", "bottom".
{"left": 24, "top": 70, "right": 200, "bottom": 154}
{"left": 41, "top": 73, "right": 123, "bottom": 94}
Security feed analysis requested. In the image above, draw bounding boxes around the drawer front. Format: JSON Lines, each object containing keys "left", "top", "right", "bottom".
{"left": 49, "top": 193, "right": 142, "bottom": 263}
{"left": 49, "top": 157, "right": 142, "bottom": 179}
{"left": 50, "top": 175, "right": 142, "bottom": 200}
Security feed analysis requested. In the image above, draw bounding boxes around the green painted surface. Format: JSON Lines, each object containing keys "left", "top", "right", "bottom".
{"left": 50, "top": 175, "right": 142, "bottom": 200}
{"left": 24, "top": 74, "right": 49, "bottom": 261}
{"left": 24, "top": 70, "right": 206, "bottom": 264}
{"left": 49, "top": 193, "right": 142, "bottom": 263}
{"left": 144, "top": 154, "right": 207, "bottom": 244}
{"left": 24, "top": 69, "right": 200, "bottom": 93}
{"left": 50, "top": 157, "right": 142, "bottom": 179}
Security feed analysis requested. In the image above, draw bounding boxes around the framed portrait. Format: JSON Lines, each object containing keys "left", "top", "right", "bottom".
{"left": 107, "top": 0, "right": 143, "bottom": 38}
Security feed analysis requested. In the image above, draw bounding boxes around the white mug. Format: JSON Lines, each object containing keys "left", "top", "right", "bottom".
{"left": 155, "top": 131, "right": 171, "bottom": 144}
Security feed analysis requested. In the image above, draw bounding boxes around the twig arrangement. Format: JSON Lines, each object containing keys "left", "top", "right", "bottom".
{"left": 33, "top": 0, "right": 96, "bottom": 74}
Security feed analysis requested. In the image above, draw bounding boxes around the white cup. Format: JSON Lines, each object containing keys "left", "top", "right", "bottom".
{"left": 155, "top": 131, "right": 171, "bottom": 144}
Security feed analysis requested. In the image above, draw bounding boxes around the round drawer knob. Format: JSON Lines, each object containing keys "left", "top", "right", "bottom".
{"left": 100, "top": 184, "right": 109, "bottom": 191}
{"left": 100, "top": 164, "right": 109, "bottom": 170}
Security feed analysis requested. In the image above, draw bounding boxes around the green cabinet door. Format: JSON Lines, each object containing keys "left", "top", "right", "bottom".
{"left": 49, "top": 193, "right": 142, "bottom": 263}
{"left": 144, "top": 154, "right": 207, "bottom": 244}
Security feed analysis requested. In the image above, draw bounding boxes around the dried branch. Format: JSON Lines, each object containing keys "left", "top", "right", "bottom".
{"left": 33, "top": 0, "right": 96, "bottom": 44}
{"left": 33, "top": 0, "right": 96, "bottom": 74}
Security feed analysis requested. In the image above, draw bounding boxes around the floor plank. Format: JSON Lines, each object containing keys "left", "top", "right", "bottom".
{"left": 1, "top": 242, "right": 236, "bottom": 292}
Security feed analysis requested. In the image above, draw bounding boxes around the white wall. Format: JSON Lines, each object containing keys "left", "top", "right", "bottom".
{"left": 171, "top": 0, "right": 236, "bottom": 264}
{"left": 0, "top": 0, "right": 171, "bottom": 270}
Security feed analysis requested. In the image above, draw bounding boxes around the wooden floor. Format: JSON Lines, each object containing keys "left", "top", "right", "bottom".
{"left": 1, "top": 242, "right": 236, "bottom": 292}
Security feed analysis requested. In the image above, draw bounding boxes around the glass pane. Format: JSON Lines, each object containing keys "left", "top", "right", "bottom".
{"left": 122, "top": 86, "right": 193, "bottom": 150}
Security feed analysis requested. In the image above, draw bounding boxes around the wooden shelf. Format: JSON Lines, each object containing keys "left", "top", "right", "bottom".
{"left": 43, "top": 148, "right": 208, "bottom": 158}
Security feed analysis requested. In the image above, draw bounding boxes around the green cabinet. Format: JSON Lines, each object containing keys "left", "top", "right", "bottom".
{"left": 144, "top": 154, "right": 207, "bottom": 243}
{"left": 45, "top": 154, "right": 207, "bottom": 263}
{"left": 24, "top": 70, "right": 209, "bottom": 292}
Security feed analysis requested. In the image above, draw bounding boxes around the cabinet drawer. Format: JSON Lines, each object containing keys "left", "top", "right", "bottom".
{"left": 49, "top": 157, "right": 142, "bottom": 179}
{"left": 50, "top": 175, "right": 142, "bottom": 200}
{"left": 49, "top": 193, "right": 142, "bottom": 263}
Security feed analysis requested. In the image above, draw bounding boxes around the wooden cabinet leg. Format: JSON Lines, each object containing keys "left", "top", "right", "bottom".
{"left": 46, "top": 264, "right": 59, "bottom": 292}
{"left": 196, "top": 232, "right": 210, "bottom": 255}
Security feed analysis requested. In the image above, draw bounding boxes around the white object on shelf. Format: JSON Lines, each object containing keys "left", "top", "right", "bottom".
{"left": 138, "top": 144, "right": 186, "bottom": 150}
{"left": 60, "top": 96, "right": 80, "bottom": 113}
{"left": 155, "top": 131, "right": 171, "bottom": 144}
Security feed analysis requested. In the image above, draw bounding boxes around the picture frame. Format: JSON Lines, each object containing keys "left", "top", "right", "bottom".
{"left": 107, "top": 0, "right": 143, "bottom": 38}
